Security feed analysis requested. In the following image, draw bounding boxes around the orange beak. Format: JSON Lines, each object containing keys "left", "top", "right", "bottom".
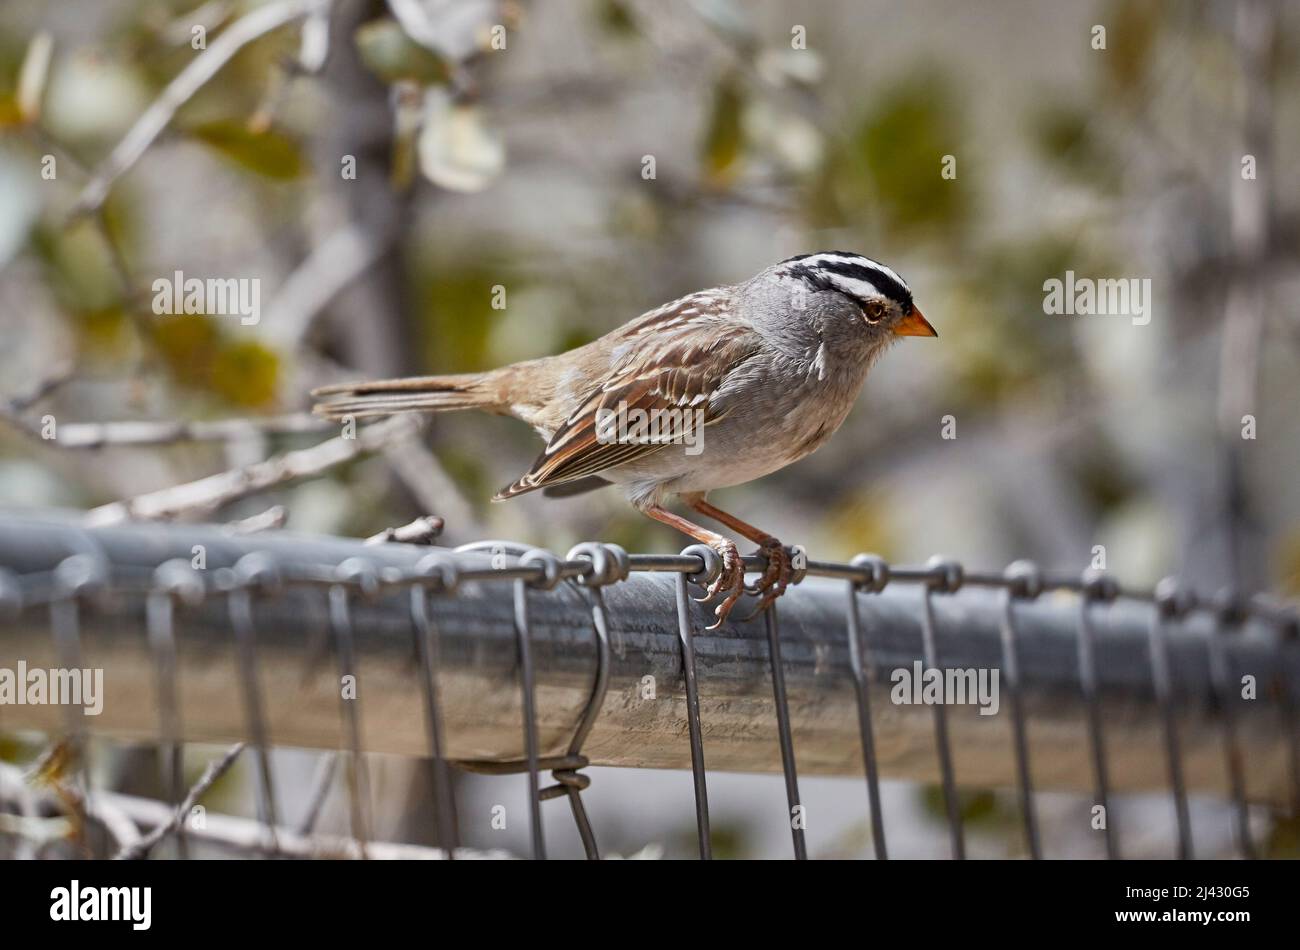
{"left": 893, "top": 306, "right": 937, "bottom": 337}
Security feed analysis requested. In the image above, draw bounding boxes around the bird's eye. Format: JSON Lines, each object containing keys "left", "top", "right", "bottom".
{"left": 863, "top": 302, "right": 886, "bottom": 324}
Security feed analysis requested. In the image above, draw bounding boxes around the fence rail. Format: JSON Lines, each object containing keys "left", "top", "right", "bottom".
{"left": 0, "top": 509, "right": 1297, "bottom": 859}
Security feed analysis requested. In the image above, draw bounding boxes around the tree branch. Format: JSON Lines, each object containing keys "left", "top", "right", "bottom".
{"left": 365, "top": 515, "right": 444, "bottom": 546}
{"left": 262, "top": 223, "right": 391, "bottom": 348}
{"left": 70, "top": 0, "right": 330, "bottom": 217}
{"left": 100, "top": 790, "right": 500, "bottom": 859}
{"left": 2, "top": 412, "right": 333, "bottom": 449}
{"left": 115, "top": 743, "right": 245, "bottom": 860}
{"left": 225, "top": 504, "right": 290, "bottom": 533}
{"left": 3, "top": 759, "right": 505, "bottom": 859}
{"left": 5, "top": 364, "right": 76, "bottom": 415}
{"left": 83, "top": 415, "right": 422, "bottom": 525}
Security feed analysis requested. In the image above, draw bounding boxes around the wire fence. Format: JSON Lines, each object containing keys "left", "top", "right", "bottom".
{"left": 0, "top": 510, "right": 1297, "bottom": 859}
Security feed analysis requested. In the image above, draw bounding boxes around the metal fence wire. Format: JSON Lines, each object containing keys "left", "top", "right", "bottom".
{"left": 0, "top": 511, "right": 1297, "bottom": 860}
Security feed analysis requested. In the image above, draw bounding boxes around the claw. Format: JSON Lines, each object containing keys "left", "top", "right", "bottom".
{"left": 706, "top": 584, "right": 745, "bottom": 630}
{"left": 691, "top": 537, "right": 793, "bottom": 629}
{"left": 698, "top": 538, "right": 745, "bottom": 628}
{"left": 693, "top": 583, "right": 720, "bottom": 604}
{"left": 694, "top": 547, "right": 736, "bottom": 602}
{"left": 739, "top": 539, "right": 793, "bottom": 622}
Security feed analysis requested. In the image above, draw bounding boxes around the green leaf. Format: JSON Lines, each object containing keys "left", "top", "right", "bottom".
{"left": 355, "top": 18, "right": 452, "bottom": 84}
{"left": 1028, "top": 102, "right": 1119, "bottom": 190}
{"left": 0, "top": 94, "right": 23, "bottom": 128}
{"left": 186, "top": 120, "right": 307, "bottom": 180}
{"left": 30, "top": 219, "right": 123, "bottom": 313}
{"left": 152, "top": 313, "right": 220, "bottom": 384}
{"left": 810, "top": 76, "right": 968, "bottom": 238}
{"left": 211, "top": 339, "right": 280, "bottom": 408}
{"left": 595, "top": 0, "right": 639, "bottom": 37}
{"left": 1266, "top": 815, "right": 1300, "bottom": 858}
{"left": 418, "top": 266, "right": 510, "bottom": 373}
{"left": 1102, "top": 0, "right": 1162, "bottom": 92}
{"left": 700, "top": 71, "right": 745, "bottom": 187}
{"left": 920, "top": 786, "right": 1005, "bottom": 827}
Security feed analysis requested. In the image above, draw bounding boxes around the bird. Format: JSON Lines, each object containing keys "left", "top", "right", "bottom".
{"left": 313, "top": 251, "right": 936, "bottom": 627}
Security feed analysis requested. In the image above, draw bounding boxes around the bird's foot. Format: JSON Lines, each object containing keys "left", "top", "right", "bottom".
{"left": 740, "top": 538, "right": 794, "bottom": 621}
{"left": 692, "top": 537, "right": 745, "bottom": 629}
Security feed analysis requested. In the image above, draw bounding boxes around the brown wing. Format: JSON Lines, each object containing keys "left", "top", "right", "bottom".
{"left": 494, "top": 295, "right": 759, "bottom": 499}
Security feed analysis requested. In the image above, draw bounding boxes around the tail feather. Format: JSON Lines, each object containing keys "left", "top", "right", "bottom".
{"left": 311, "top": 372, "right": 503, "bottom": 421}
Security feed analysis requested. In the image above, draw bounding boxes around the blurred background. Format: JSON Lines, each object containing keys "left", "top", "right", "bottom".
{"left": 0, "top": 0, "right": 1297, "bottom": 858}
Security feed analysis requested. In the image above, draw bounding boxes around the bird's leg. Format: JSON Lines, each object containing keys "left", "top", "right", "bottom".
{"left": 686, "top": 498, "right": 793, "bottom": 617}
{"left": 639, "top": 504, "right": 745, "bottom": 628}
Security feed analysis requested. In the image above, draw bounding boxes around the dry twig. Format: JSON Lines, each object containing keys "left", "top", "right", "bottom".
{"left": 1, "top": 412, "right": 332, "bottom": 449}
{"left": 84, "top": 415, "right": 422, "bottom": 525}
{"left": 71, "top": 0, "right": 330, "bottom": 217}
{"left": 115, "top": 743, "right": 245, "bottom": 860}
{"left": 365, "top": 515, "right": 445, "bottom": 546}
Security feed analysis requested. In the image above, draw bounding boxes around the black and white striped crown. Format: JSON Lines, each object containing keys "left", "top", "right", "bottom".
{"left": 777, "top": 251, "right": 913, "bottom": 310}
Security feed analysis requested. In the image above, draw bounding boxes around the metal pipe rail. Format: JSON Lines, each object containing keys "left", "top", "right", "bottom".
{"left": 0, "top": 510, "right": 1297, "bottom": 859}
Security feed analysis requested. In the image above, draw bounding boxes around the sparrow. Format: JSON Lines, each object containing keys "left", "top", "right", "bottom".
{"left": 313, "top": 251, "right": 935, "bottom": 627}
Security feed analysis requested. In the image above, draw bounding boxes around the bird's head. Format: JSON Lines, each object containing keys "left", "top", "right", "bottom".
{"left": 764, "top": 251, "right": 936, "bottom": 345}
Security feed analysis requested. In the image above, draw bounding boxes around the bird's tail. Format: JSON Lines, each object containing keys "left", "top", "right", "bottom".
{"left": 311, "top": 371, "right": 506, "bottom": 421}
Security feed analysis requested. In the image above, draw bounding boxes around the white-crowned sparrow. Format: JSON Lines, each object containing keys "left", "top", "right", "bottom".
{"left": 314, "top": 251, "right": 935, "bottom": 626}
